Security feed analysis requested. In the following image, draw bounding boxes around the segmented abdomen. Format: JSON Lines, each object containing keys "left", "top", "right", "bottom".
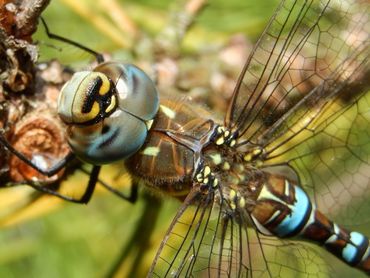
{"left": 250, "top": 172, "right": 370, "bottom": 274}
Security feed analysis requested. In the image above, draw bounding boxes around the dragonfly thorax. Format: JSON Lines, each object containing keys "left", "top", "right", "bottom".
{"left": 126, "top": 99, "right": 219, "bottom": 198}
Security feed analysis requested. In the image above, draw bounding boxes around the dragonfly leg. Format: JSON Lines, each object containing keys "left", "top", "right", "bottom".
{"left": 77, "top": 165, "right": 100, "bottom": 204}
{"left": 3, "top": 165, "right": 100, "bottom": 204}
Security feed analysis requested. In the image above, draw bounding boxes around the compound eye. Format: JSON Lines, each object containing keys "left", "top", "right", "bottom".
{"left": 57, "top": 62, "right": 159, "bottom": 164}
{"left": 94, "top": 61, "right": 159, "bottom": 121}
{"left": 67, "top": 111, "right": 148, "bottom": 164}
{"left": 58, "top": 71, "right": 117, "bottom": 125}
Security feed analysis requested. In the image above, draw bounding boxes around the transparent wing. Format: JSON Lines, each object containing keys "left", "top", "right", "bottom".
{"left": 148, "top": 184, "right": 333, "bottom": 277}
{"left": 264, "top": 91, "right": 370, "bottom": 226}
{"left": 225, "top": 0, "right": 369, "bottom": 225}
{"left": 226, "top": 0, "right": 368, "bottom": 140}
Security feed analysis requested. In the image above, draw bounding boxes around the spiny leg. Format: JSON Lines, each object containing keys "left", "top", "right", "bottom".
{"left": 4, "top": 165, "right": 100, "bottom": 204}
{"left": 78, "top": 165, "right": 100, "bottom": 204}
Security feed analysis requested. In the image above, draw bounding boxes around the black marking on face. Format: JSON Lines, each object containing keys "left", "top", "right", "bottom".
{"left": 81, "top": 77, "right": 102, "bottom": 114}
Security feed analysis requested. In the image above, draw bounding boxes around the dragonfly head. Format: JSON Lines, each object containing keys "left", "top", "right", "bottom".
{"left": 57, "top": 61, "right": 159, "bottom": 164}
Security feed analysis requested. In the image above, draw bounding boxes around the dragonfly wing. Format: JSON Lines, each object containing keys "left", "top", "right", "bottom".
{"left": 225, "top": 0, "right": 369, "bottom": 143}
{"left": 148, "top": 183, "right": 332, "bottom": 277}
{"left": 225, "top": 0, "right": 369, "bottom": 225}
{"left": 263, "top": 91, "right": 370, "bottom": 226}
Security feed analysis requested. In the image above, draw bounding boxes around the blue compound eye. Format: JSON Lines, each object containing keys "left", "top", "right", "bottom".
{"left": 57, "top": 62, "right": 159, "bottom": 164}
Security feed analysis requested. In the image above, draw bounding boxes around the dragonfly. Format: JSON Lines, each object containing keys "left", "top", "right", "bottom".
{"left": 0, "top": 0, "right": 369, "bottom": 277}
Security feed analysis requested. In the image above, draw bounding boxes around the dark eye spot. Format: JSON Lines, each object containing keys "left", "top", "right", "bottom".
{"left": 102, "top": 125, "right": 110, "bottom": 134}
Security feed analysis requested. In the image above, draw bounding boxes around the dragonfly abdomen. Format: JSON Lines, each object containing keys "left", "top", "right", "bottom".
{"left": 250, "top": 172, "right": 370, "bottom": 274}
{"left": 303, "top": 210, "right": 370, "bottom": 274}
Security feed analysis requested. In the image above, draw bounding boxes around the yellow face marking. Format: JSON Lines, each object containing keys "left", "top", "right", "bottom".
{"left": 98, "top": 74, "right": 111, "bottom": 95}
{"left": 203, "top": 177, "right": 209, "bottom": 184}
{"left": 209, "top": 153, "right": 222, "bottom": 165}
{"left": 72, "top": 73, "right": 112, "bottom": 123}
{"left": 224, "top": 130, "right": 230, "bottom": 137}
{"left": 74, "top": 101, "right": 100, "bottom": 123}
{"left": 88, "top": 102, "right": 100, "bottom": 118}
{"left": 196, "top": 173, "right": 203, "bottom": 182}
{"left": 141, "top": 146, "right": 160, "bottom": 156}
{"left": 105, "top": 95, "right": 116, "bottom": 113}
{"left": 160, "top": 105, "right": 176, "bottom": 119}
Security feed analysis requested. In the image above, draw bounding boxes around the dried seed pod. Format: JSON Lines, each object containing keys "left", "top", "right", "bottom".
{"left": 8, "top": 110, "right": 70, "bottom": 183}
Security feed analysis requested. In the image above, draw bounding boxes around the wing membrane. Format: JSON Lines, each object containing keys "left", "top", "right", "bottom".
{"left": 226, "top": 0, "right": 369, "bottom": 224}
{"left": 148, "top": 184, "right": 332, "bottom": 277}
{"left": 150, "top": 1, "right": 369, "bottom": 276}
{"left": 265, "top": 91, "right": 370, "bottom": 225}
{"left": 226, "top": 0, "right": 369, "bottom": 143}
